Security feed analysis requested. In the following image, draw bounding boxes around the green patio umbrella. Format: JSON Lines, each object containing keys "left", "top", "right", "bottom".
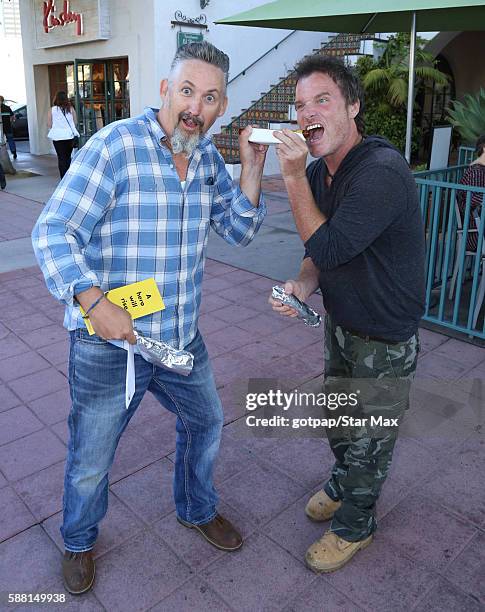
{"left": 217, "top": 0, "right": 485, "bottom": 162}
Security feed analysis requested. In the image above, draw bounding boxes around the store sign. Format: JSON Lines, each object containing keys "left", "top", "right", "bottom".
{"left": 33, "top": 0, "right": 110, "bottom": 49}
{"left": 43, "top": 0, "right": 83, "bottom": 36}
{"left": 177, "top": 31, "right": 203, "bottom": 49}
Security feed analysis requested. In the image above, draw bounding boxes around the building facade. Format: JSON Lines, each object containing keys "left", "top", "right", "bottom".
{"left": 19, "top": 0, "right": 327, "bottom": 155}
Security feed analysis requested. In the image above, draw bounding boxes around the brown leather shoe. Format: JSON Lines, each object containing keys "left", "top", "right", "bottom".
{"left": 62, "top": 550, "right": 95, "bottom": 595}
{"left": 177, "top": 513, "right": 243, "bottom": 551}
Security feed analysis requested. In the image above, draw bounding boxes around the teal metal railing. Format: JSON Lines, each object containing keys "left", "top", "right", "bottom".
{"left": 458, "top": 145, "right": 475, "bottom": 166}
{"left": 414, "top": 163, "right": 485, "bottom": 339}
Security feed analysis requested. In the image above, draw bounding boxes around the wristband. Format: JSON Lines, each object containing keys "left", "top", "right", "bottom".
{"left": 81, "top": 294, "right": 105, "bottom": 319}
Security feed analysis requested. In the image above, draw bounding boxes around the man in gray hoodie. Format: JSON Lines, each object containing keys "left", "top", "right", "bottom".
{"left": 270, "top": 56, "right": 425, "bottom": 572}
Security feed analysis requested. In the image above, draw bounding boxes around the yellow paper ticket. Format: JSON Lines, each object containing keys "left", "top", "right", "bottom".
{"left": 80, "top": 278, "right": 165, "bottom": 335}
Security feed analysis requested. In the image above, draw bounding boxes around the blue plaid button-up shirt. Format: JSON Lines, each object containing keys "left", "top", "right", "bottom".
{"left": 32, "top": 108, "right": 266, "bottom": 349}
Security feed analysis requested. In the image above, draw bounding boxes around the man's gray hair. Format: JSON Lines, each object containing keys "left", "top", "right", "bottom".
{"left": 170, "top": 41, "right": 230, "bottom": 88}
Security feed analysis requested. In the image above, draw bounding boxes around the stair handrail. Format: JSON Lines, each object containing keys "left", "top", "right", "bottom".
{"left": 228, "top": 31, "right": 298, "bottom": 85}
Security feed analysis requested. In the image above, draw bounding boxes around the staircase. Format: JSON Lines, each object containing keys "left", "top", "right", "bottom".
{"left": 214, "top": 33, "right": 376, "bottom": 164}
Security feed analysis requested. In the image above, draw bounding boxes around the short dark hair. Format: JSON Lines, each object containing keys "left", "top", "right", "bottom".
{"left": 170, "top": 41, "right": 230, "bottom": 90}
{"left": 475, "top": 134, "right": 485, "bottom": 157}
{"left": 294, "top": 55, "right": 365, "bottom": 134}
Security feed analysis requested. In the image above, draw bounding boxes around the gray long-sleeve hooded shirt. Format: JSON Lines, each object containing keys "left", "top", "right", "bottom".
{"left": 305, "top": 136, "right": 425, "bottom": 342}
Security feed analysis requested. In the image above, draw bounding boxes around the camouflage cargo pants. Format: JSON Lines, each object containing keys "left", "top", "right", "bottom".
{"left": 322, "top": 316, "right": 420, "bottom": 541}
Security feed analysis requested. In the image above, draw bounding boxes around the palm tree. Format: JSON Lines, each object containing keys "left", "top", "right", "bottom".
{"left": 362, "top": 34, "right": 449, "bottom": 110}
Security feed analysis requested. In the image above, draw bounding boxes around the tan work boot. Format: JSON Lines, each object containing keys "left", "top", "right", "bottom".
{"left": 305, "top": 490, "right": 342, "bottom": 521}
{"left": 305, "top": 531, "right": 373, "bottom": 573}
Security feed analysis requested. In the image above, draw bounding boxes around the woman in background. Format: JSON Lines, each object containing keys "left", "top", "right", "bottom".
{"left": 47, "top": 91, "right": 80, "bottom": 179}
{"left": 457, "top": 134, "right": 485, "bottom": 251}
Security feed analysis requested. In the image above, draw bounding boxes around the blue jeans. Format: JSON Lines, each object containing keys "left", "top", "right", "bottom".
{"left": 62, "top": 329, "right": 223, "bottom": 552}
{"left": 5, "top": 132, "right": 16, "bottom": 155}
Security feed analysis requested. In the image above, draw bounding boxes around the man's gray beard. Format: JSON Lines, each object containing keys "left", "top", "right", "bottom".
{"left": 171, "top": 125, "right": 201, "bottom": 157}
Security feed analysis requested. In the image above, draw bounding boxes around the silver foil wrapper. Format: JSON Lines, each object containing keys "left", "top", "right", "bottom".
{"left": 271, "top": 285, "right": 321, "bottom": 327}
{"left": 134, "top": 330, "right": 194, "bottom": 376}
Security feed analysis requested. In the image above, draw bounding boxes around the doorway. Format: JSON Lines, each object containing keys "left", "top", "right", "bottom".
{"left": 48, "top": 57, "right": 130, "bottom": 145}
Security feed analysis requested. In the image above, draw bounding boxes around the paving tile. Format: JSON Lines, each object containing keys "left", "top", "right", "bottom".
{"left": 416, "top": 353, "right": 469, "bottom": 382}
{"left": 432, "top": 338, "right": 485, "bottom": 369}
{"left": 42, "top": 493, "right": 144, "bottom": 559}
{"left": 2, "top": 313, "right": 54, "bottom": 336}
{"left": 151, "top": 576, "right": 232, "bottom": 612}
{"left": 153, "top": 500, "right": 256, "bottom": 572}
{"left": 0, "top": 384, "right": 22, "bottom": 412}
{"left": 375, "top": 437, "right": 442, "bottom": 518}
{"left": 0, "top": 320, "right": 10, "bottom": 340}
{"left": 204, "top": 260, "right": 236, "bottom": 276}
{"left": 251, "top": 438, "right": 334, "bottom": 489}
{"left": 204, "top": 326, "right": 256, "bottom": 358}
{"left": 203, "top": 532, "right": 314, "bottom": 612}
{"left": 93, "top": 529, "right": 192, "bottom": 612}
{"left": 15, "top": 575, "right": 104, "bottom": 611}
{"left": 399, "top": 402, "right": 474, "bottom": 454}
{"left": 8, "top": 368, "right": 68, "bottom": 403}
{"left": 199, "top": 293, "right": 233, "bottom": 314}
{"left": 268, "top": 325, "right": 323, "bottom": 352}
{"left": 211, "top": 351, "right": 257, "bottom": 387}
{"left": 0, "top": 428, "right": 66, "bottom": 481}
{"left": 0, "top": 300, "right": 38, "bottom": 321}
{"left": 0, "top": 333, "right": 30, "bottom": 361}
{"left": 28, "top": 387, "right": 71, "bottom": 426}
{"left": 0, "top": 470, "right": 7, "bottom": 488}
{"left": 236, "top": 337, "right": 294, "bottom": 365}
{"left": 244, "top": 276, "right": 279, "bottom": 293}
{"left": 0, "top": 405, "right": 44, "bottom": 446}
{"left": 236, "top": 312, "right": 299, "bottom": 338}
{"left": 14, "top": 461, "right": 65, "bottom": 521}
{"left": 218, "top": 461, "right": 305, "bottom": 526}
{"left": 126, "top": 391, "right": 165, "bottom": 428}
{"left": 414, "top": 577, "right": 483, "bottom": 612}
{"left": 130, "top": 413, "right": 177, "bottom": 458}
{"left": 197, "top": 313, "right": 229, "bottom": 336}
{"left": 56, "top": 361, "right": 69, "bottom": 378}
{"left": 216, "top": 283, "right": 261, "bottom": 304}
{"left": 18, "top": 324, "right": 67, "bottom": 350}
{"left": 202, "top": 276, "right": 237, "bottom": 295}
{"left": 209, "top": 304, "right": 256, "bottom": 325}
{"left": 110, "top": 458, "right": 175, "bottom": 524}
{"left": 420, "top": 433, "right": 485, "bottom": 527}
{"left": 37, "top": 338, "right": 70, "bottom": 366}
{"left": 418, "top": 328, "right": 449, "bottom": 353}
{"left": 110, "top": 428, "right": 164, "bottom": 483}
{"left": 379, "top": 493, "right": 477, "bottom": 571}
{"left": 219, "top": 268, "right": 259, "bottom": 285}
{"left": 0, "top": 350, "right": 51, "bottom": 383}
{"left": 0, "top": 486, "right": 37, "bottom": 542}
{"left": 446, "top": 531, "right": 485, "bottom": 604}
{"left": 0, "top": 526, "right": 61, "bottom": 594}
{"left": 213, "top": 433, "right": 256, "bottom": 486}
{"left": 50, "top": 419, "right": 69, "bottom": 446}
{"left": 264, "top": 488, "right": 330, "bottom": 563}
{"left": 322, "top": 536, "right": 439, "bottom": 611}
{"left": 284, "top": 577, "right": 364, "bottom": 612}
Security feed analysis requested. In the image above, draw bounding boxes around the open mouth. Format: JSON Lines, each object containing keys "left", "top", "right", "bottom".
{"left": 302, "top": 123, "right": 324, "bottom": 143}
{"left": 180, "top": 113, "right": 203, "bottom": 132}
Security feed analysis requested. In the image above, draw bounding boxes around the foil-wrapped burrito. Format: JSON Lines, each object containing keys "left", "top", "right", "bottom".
{"left": 134, "top": 330, "right": 194, "bottom": 376}
{"left": 271, "top": 286, "right": 321, "bottom": 327}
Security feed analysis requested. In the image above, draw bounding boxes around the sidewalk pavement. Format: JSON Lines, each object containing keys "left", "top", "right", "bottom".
{"left": 0, "top": 151, "right": 484, "bottom": 611}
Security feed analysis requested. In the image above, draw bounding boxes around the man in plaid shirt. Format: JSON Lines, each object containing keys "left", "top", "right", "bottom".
{"left": 32, "top": 42, "right": 268, "bottom": 595}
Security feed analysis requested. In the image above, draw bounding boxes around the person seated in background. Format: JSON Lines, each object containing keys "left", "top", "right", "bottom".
{"left": 457, "top": 134, "right": 485, "bottom": 250}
